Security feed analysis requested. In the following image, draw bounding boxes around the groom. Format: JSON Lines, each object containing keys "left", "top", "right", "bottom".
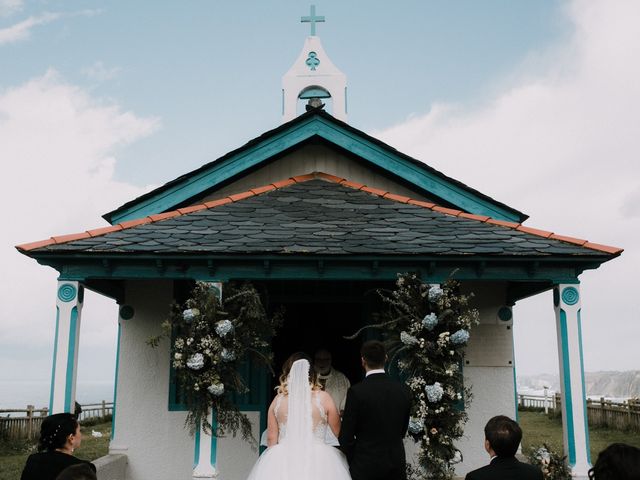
{"left": 339, "top": 340, "right": 412, "bottom": 480}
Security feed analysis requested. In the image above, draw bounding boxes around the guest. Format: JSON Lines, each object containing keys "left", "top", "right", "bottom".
{"left": 21, "top": 413, "right": 96, "bottom": 480}
{"left": 314, "top": 348, "right": 351, "bottom": 414}
{"left": 588, "top": 442, "right": 640, "bottom": 480}
{"left": 465, "top": 415, "right": 543, "bottom": 480}
{"left": 55, "top": 463, "right": 97, "bottom": 480}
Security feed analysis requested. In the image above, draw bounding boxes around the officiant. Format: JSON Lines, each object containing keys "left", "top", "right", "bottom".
{"left": 314, "top": 348, "right": 351, "bottom": 415}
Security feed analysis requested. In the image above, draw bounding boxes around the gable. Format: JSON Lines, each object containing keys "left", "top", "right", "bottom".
{"left": 104, "top": 109, "right": 527, "bottom": 225}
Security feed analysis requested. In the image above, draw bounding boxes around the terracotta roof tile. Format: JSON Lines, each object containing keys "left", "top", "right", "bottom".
{"left": 583, "top": 242, "right": 624, "bottom": 255}
{"left": 432, "top": 206, "right": 463, "bottom": 216}
{"left": 16, "top": 238, "right": 56, "bottom": 251}
{"left": 87, "top": 225, "right": 123, "bottom": 236}
{"left": 177, "top": 205, "right": 207, "bottom": 215}
{"left": 360, "top": 185, "right": 388, "bottom": 197}
{"left": 203, "top": 198, "right": 233, "bottom": 208}
{"left": 119, "top": 217, "right": 154, "bottom": 229}
{"left": 549, "top": 233, "right": 587, "bottom": 246}
{"left": 485, "top": 218, "right": 521, "bottom": 229}
{"left": 383, "top": 193, "right": 411, "bottom": 203}
{"left": 229, "top": 191, "right": 255, "bottom": 202}
{"left": 291, "top": 173, "right": 317, "bottom": 183}
{"left": 407, "top": 199, "right": 436, "bottom": 209}
{"left": 52, "top": 232, "right": 92, "bottom": 244}
{"left": 340, "top": 180, "right": 365, "bottom": 190}
{"left": 271, "top": 178, "right": 296, "bottom": 188}
{"left": 315, "top": 172, "right": 344, "bottom": 183}
{"left": 250, "top": 185, "right": 277, "bottom": 195}
{"left": 148, "top": 211, "right": 181, "bottom": 222}
{"left": 516, "top": 225, "right": 553, "bottom": 238}
{"left": 458, "top": 212, "right": 490, "bottom": 222}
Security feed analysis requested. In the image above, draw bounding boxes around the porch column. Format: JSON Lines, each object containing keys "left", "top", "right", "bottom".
{"left": 192, "top": 281, "right": 222, "bottom": 479}
{"left": 554, "top": 283, "right": 591, "bottom": 478}
{"left": 50, "top": 281, "right": 84, "bottom": 414}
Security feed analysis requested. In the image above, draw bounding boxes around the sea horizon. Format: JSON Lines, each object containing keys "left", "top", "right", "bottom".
{"left": 0, "top": 379, "right": 115, "bottom": 410}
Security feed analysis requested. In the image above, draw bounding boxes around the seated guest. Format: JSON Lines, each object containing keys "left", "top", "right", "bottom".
{"left": 465, "top": 415, "right": 543, "bottom": 480}
{"left": 21, "top": 413, "right": 96, "bottom": 480}
{"left": 588, "top": 442, "right": 640, "bottom": 480}
{"left": 55, "top": 463, "right": 97, "bottom": 480}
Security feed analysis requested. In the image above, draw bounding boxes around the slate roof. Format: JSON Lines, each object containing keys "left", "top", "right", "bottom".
{"left": 18, "top": 173, "right": 621, "bottom": 258}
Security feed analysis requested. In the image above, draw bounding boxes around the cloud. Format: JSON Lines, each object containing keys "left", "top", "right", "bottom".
{"left": 0, "top": 70, "right": 160, "bottom": 381}
{"left": 377, "top": 0, "right": 640, "bottom": 375}
{"left": 0, "top": 9, "right": 101, "bottom": 45}
{"left": 0, "top": 0, "right": 22, "bottom": 17}
{"left": 81, "top": 61, "right": 122, "bottom": 83}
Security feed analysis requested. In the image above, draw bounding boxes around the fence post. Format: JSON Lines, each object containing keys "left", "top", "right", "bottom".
{"left": 101, "top": 400, "right": 106, "bottom": 419}
{"left": 26, "top": 405, "right": 34, "bottom": 440}
{"left": 543, "top": 386, "right": 549, "bottom": 414}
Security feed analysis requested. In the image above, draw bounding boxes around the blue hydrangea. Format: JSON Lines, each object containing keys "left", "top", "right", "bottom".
{"left": 182, "top": 308, "right": 199, "bottom": 323}
{"left": 450, "top": 329, "right": 470, "bottom": 345}
{"left": 400, "top": 331, "right": 419, "bottom": 346}
{"left": 207, "top": 383, "right": 224, "bottom": 396}
{"left": 428, "top": 285, "right": 444, "bottom": 302}
{"left": 215, "top": 320, "right": 234, "bottom": 337}
{"left": 186, "top": 353, "right": 205, "bottom": 371}
{"left": 425, "top": 382, "right": 444, "bottom": 402}
{"left": 221, "top": 348, "right": 236, "bottom": 362}
{"left": 422, "top": 313, "right": 438, "bottom": 331}
{"left": 408, "top": 417, "right": 423, "bottom": 434}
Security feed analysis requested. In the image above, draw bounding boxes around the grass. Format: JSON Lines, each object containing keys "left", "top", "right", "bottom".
{"left": 0, "top": 421, "right": 111, "bottom": 480}
{"left": 519, "top": 410, "right": 640, "bottom": 461}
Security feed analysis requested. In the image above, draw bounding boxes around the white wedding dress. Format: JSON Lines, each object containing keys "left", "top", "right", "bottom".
{"left": 246, "top": 360, "right": 352, "bottom": 480}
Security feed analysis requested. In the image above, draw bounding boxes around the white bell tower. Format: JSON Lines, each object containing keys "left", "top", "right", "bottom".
{"left": 282, "top": 5, "right": 347, "bottom": 122}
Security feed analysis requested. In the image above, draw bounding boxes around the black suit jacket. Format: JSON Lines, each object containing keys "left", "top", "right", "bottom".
{"left": 339, "top": 372, "right": 411, "bottom": 480}
{"left": 465, "top": 456, "right": 544, "bottom": 480}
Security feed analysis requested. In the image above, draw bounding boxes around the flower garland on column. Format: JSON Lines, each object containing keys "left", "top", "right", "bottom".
{"left": 376, "top": 273, "right": 479, "bottom": 480}
{"left": 149, "top": 281, "right": 282, "bottom": 441}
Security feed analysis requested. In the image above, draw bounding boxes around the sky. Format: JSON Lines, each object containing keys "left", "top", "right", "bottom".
{"left": 1, "top": 0, "right": 638, "bottom": 404}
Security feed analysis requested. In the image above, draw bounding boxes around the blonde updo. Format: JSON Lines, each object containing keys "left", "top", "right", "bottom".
{"left": 277, "top": 352, "right": 322, "bottom": 395}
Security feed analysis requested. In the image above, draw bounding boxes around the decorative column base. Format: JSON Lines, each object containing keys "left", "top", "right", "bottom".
{"left": 192, "top": 411, "right": 218, "bottom": 479}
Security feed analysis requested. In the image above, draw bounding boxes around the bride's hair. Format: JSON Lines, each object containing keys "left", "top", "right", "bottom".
{"left": 277, "top": 352, "right": 322, "bottom": 394}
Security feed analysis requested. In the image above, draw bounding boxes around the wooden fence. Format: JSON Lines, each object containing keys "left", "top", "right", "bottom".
{"left": 0, "top": 401, "right": 113, "bottom": 441}
{"left": 518, "top": 393, "right": 640, "bottom": 432}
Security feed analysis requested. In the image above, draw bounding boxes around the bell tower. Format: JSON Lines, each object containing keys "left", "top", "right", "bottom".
{"left": 282, "top": 5, "right": 347, "bottom": 122}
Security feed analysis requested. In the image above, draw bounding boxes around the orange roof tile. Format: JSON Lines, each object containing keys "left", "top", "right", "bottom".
{"left": 87, "top": 225, "right": 123, "bottom": 237}
{"left": 485, "top": 218, "right": 521, "bottom": 229}
{"left": 203, "top": 198, "right": 233, "bottom": 208}
{"left": 315, "top": 172, "right": 344, "bottom": 183}
{"left": 516, "top": 225, "right": 553, "bottom": 238}
{"left": 340, "top": 180, "right": 365, "bottom": 190}
{"left": 250, "top": 185, "right": 277, "bottom": 195}
{"left": 383, "top": 193, "right": 411, "bottom": 203}
{"left": 52, "top": 232, "right": 92, "bottom": 244}
{"left": 228, "top": 191, "right": 255, "bottom": 202}
{"left": 177, "top": 205, "right": 207, "bottom": 215}
{"left": 432, "top": 206, "right": 463, "bottom": 216}
{"left": 361, "top": 186, "right": 388, "bottom": 196}
{"left": 458, "top": 212, "right": 490, "bottom": 222}
{"left": 549, "top": 233, "right": 588, "bottom": 246}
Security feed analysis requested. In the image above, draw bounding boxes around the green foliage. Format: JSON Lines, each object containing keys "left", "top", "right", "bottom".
{"left": 526, "top": 443, "right": 571, "bottom": 480}
{"left": 150, "top": 281, "right": 282, "bottom": 443}
{"left": 374, "top": 273, "right": 479, "bottom": 480}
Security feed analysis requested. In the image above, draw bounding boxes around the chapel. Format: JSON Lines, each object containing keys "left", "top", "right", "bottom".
{"left": 17, "top": 6, "right": 622, "bottom": 479}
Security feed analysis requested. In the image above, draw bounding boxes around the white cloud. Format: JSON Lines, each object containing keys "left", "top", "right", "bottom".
{"left": 0, "top": 70, "right": 160, "bottom": 381}
{"left": 377, "top": 0, "right": 640, "bottom": 375}
{"left": 0, "top": 0, "right": 23, "bottom": 17}
{"left": 0, "top": 11, "right": 60, "bottom": 44}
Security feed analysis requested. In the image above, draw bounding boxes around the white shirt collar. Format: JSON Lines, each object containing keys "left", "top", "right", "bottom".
{"left": 366, "top": 369, "right": 385, "bottom": 377}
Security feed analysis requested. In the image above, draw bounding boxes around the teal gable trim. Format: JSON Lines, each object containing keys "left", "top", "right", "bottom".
{"left": 49, "top": 307, "right": 61, "bottom": 412}
{"left": 210, "top": 413, "right": 218, "bottom": 465}
{"left": 193, "top": 425, "right": 200, "bottom": 468}
{"left": 111, "top": 322, "right": 122, "bottom": 441}
{"left": 108, "top": 115, "right": 522, "bottom": 224}
{"left": 560, "top": 309, "right": 576, "bottom": 467}
{"left": 64, "top": 307, "right": 78, "bottom": 413}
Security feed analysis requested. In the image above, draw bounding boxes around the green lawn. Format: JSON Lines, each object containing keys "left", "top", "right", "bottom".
{"left": 0, "top": 421, "right": 111, "bottom": 480}
{"left": 519, "top": 410, "right": 640, "bottom": 462}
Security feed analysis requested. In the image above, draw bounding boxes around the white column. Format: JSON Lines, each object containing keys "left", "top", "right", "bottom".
{"left": 554, "top": 283, "right": 591, "bottom": 478}
{"left": 192, "top": 282, "right": 222, "bottom": 479}
{"left": 49, "top": 281, "right": 84, "bottom": 414}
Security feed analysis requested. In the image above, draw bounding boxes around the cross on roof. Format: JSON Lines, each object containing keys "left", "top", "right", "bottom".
{"left": 301, "top": 5, "right": 325, "bottom": 36}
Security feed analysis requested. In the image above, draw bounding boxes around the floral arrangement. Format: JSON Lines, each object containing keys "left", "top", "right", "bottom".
{"left": 527, "top": 444, "right": 571, "bottom": 480}
{"left": 375, "top": 273, "right": 479, "bottom": 480}
{"left": 148, "top": 281, "right": 282, "bottom": 440}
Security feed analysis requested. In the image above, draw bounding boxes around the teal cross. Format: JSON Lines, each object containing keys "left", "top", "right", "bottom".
{"left": 301, "top": 5, "right": 325, "bottom": 36}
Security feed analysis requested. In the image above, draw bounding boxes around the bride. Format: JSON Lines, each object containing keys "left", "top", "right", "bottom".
{"left": 247, "top": 353, "right": 352, "bottom": 480}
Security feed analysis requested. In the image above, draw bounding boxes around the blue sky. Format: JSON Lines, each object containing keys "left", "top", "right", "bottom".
{"left": 1, "top": 1, "right": 639, "bottom": 402}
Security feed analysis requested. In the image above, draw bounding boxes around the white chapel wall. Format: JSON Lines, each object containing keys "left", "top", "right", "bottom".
{"left": 455, "top": 281, "right": 516, "bottom": 476}
{"left": 109, "top": 279, "right": 261, "bottom": 480}
{"left": 199, "top": 143, "right": 436, "bottom": 205}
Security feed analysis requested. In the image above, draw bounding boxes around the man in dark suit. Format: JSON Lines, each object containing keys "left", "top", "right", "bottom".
{"left": 339, "top": 340, "right": 412, "bottom": 480}
{"left": 465, "top": 415, "right": 543, "bottom": 480}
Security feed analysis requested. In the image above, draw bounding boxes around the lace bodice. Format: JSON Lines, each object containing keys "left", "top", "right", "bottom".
{"left": 274, "top": 391, "right": 329, "bottom": 442}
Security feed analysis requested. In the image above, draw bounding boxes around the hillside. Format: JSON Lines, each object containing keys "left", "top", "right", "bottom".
{"left": 518, "top": 371, "right": 640, "bottom": 398}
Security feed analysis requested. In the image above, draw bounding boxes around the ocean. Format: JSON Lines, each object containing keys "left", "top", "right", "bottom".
{"left": 0, "top": 380, "right": 114, "bottom": 410}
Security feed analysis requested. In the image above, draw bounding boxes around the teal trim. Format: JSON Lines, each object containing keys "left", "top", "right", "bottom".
{"left": 560, "top": 309, "right": 577, "bottom": 466}
{"left": 562, "top": 286, "right": 579, "bottom": 305}
{"left": 305, "top": 52, "right": 320, "bottom": 71}
{"left": 64, "top": 307, "right": 79, "bottom": 413}
{"left": 111, "top": 322, "right": 122, "bottom": 441}
{"left": 512, "top": 339, "right": 519, "bottom": 422}
{"left": 577, "top": 309, "right": 592, "bottom": 465}
{"left": 210, "top": 412, "right": 218, "bottom": 466}
{"left": 57, "top": 283, "right": 77, "bottom": 302}
{"left": 193, "top": 424, "right": 200, "bottom": 468}
{"left": 299, "top": 87, "right": 330, "bottom": 99}
{"left": 301, "top": 5, "right": 324, "bottom": 36}
{"left": 108, "top": 115, "right": 521, "bottom": 224}
{"left": 49, "top": 307, "right": 61, "bottom": 412}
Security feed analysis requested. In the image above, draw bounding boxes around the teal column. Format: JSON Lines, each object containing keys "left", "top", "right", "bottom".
{"left": 192, "top": 282, "right": 222, "bottom": 479}
{"left": 554, "top": 283, "right": 591, "bottom": 478}
{"left": 50, "top": 281, "right": 84, "bottom": 414}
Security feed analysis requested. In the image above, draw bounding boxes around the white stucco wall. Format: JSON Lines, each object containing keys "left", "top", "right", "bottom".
{"left": 110, "top": 280, "right": 261, "bottom": 480}
{"left": 454, "top": 282, "right": 517, "bottom": 476}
